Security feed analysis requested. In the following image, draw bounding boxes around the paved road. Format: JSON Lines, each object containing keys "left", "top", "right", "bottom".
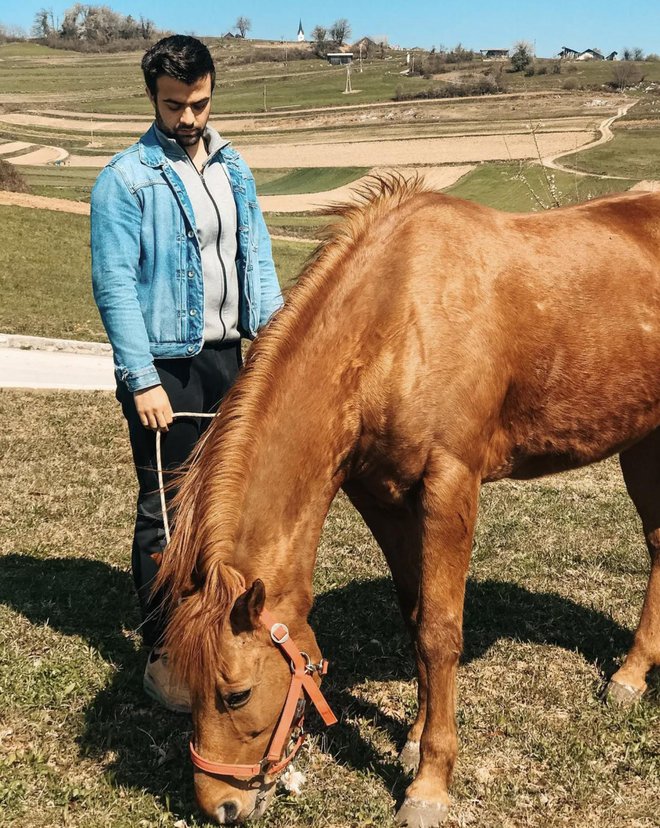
{"left": 0, "top": 345, "right": 114, "bottom": 391}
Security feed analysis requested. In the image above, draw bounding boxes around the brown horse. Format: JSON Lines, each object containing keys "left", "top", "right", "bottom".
{"left": 156, "top": 178, "right": 660, "bottom": 827}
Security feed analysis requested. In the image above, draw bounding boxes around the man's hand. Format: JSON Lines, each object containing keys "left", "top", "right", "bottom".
{"left": 134, "top": 385, "right": 174, "bottom": 431}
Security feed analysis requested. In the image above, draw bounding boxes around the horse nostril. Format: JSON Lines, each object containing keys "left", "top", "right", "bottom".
{"left": 216, "top": 800, "right": 240, "bottom": 824}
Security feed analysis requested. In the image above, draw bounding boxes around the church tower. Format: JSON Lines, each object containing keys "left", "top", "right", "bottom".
{"left": 297, "top": 19, "right": 305, "bottom": 42}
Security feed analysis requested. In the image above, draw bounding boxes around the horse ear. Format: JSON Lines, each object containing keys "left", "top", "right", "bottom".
{"left": 230, "top": 579, "right": 266, "bottom": 633}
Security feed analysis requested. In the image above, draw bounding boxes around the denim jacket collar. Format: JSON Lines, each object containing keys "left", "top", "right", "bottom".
{"left": 139, "top": 123, "right": 231, "bottom": 169}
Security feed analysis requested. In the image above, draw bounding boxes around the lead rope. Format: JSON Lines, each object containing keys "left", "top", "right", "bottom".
{"left": 155, "top": 412, "right": 216, "bottom": 544}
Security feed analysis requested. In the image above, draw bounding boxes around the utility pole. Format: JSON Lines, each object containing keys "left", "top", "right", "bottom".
{"left": 359, "top": 43, "right": 363, "bottom": 72}
{"left": 344, "top": 63, "right": 353, "bottom": 93}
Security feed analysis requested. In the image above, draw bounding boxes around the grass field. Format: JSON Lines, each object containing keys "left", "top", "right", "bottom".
{"left": 12, "top": 167, "right": 368, "bottom": 203}
{"left": 0, "top": 206, "right": 313, "bottom": 340}
{"left": 559, "top": 126, "right": 660, "bottom": 179}
{"left": 255, "top": 167, "right": 369, "bottom": 196}
{"left": 446, "top": 162, "right": 635, "bottom": 211}
{"left": 0, "top": 389, "right": 657, "bottom": 828}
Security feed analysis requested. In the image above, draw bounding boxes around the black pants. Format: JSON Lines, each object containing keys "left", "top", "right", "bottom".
{"left": 117, "top": 341, "right": 241, "bottom": 647}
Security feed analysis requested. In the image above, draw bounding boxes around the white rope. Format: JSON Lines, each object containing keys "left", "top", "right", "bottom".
{"left": 156, "top": 412, "right": 216, "bottom": 543}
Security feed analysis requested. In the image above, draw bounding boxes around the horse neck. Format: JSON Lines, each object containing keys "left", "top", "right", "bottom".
{"left": 231, "top": 309, "right": 362, "bottom": 620}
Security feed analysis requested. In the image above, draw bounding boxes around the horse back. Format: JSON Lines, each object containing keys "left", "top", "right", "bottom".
{"left": 358, "top": 190, "right": 660, "bottom": 484}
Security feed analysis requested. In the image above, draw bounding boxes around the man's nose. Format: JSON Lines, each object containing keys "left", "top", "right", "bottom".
{"left": 180, "top": 106, "right": 195, "bottom": 124}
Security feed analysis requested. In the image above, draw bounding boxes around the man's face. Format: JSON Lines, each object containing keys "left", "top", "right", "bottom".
{"left": 147, "top": 73, "right": 213, "bottom": 148}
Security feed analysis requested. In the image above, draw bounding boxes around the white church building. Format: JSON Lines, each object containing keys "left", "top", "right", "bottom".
{"left": 297, "top": 19, "right": 305, "bottom": 42}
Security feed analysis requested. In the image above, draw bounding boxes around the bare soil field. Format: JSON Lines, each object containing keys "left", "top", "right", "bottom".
{"left": 238, "top": 131, "right": 595, "bottom": 168}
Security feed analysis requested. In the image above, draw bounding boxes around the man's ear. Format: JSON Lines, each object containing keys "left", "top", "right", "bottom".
{"left": 230, "top": 579, "right": 266, "bottom": 634}
{"left": 145, "top": 85, "right": 156, "bottom": 108}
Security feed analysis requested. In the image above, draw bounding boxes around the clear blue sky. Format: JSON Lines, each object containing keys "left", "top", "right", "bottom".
{"left": 2, "top": 0, "right": 659, "bottom": 58}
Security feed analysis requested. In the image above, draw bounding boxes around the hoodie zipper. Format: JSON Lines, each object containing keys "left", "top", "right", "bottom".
{"left": 198, "top": 167, "right": 228, "bottom": 340}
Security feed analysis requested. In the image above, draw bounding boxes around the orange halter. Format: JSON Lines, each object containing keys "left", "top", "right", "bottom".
{"left": 189, "top": 607, "right": 338, "bottom": 778}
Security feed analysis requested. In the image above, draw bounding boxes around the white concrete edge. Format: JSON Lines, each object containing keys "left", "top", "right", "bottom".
{"left": 0, "top": 332, "right": 111, "bottom": 356}
{"left": 2, "top": 381, "right": 115, "bottom": 391}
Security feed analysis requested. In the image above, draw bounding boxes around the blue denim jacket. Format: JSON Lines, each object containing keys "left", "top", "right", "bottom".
{"left": 91, "top": 124, "right": 283, "bottom": 392}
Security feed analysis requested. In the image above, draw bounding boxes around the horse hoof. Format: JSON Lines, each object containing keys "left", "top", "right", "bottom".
{"left": 395, "top": 798, "right": 449, "bottom": 827}
{"left": 605, "top": 680, "right": 645, "bottom": 706}
{"left": 399, "top": 740, "right": 420, "bottom": 773}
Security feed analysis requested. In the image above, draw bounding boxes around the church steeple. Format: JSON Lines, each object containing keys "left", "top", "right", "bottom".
{"left": 297, "top": 19, "right": 305, "bottom": 42}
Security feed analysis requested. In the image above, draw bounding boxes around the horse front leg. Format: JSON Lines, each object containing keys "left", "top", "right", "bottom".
{"left": 343, "top": 481, "right": 426, "bottom": 772}
{"left": 395, "top": 454, "right": 479, "bottom": 828}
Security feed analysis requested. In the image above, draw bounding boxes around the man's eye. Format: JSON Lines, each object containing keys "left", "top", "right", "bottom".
{"left": 226, "top": 689, "right": 252, "bottom": 709}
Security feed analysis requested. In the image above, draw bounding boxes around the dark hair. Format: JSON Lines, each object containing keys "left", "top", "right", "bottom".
{"left": 142, "top": 35, "right": 215, "bottom": 96}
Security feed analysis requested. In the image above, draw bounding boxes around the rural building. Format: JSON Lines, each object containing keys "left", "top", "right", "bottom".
{"left": 327, "top": 52, "right": 354, "bottom": 65}
{"left": 480, "top": 48, "right": 509, "bottom": 59}
{"left": 353, "top": 36, "right": 378, "bottom": 53}
{"left": 560, "top": 46, "right": 615, "bottom": 60}
{"left": 297, "top": 19, "right": 305, "bottom": 42}
{"left": 578, "top": 48, "right": 604, "bottom": 60}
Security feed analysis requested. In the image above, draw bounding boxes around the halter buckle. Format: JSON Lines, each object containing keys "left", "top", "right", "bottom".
{"left": 270, "top": 622, "right": 290, "bottom": 645}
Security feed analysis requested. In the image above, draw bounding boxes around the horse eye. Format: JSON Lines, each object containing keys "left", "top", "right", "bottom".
{"left": 226, "top": 689, "right": 252, "bottom": 709}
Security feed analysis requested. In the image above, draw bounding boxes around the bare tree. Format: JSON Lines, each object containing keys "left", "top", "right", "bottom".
{"left": 235, "top": 16, "right": 251, "bottom": 38}
{"left": 329, "top": 18, "right": 351, "bottom": 46}
{"left": 633, "top": 46, "right": 644, "bottom": 60}
{"left": 32, "top": 8, "right": 55, "bottom": 38}
{"left": 311, "top": 24, "right": 326, "bottom": 43}
{"left": 612, "top": 61, "right": 642, "bottom": 90}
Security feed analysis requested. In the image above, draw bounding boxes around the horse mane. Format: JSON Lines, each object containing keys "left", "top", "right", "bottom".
{"left": 154, "top": 173, "right": 430, "bottom": 690}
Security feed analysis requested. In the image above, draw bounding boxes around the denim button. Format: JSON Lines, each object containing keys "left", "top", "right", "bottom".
{"left": 190, "top": 308, "right": 197, "bottom": 316}
{"left": 187, "top": 270, "right": 194, "bottom": 278}
{"left": 187, "top": 230, "right": 195, "bottom": 238}
{"left": 187, "top": 345, "right": 195, "bottom": 354}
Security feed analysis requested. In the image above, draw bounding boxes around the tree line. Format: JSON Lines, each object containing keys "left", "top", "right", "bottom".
{"left": 31, "top": 4, "right": 161, "bottom": 51}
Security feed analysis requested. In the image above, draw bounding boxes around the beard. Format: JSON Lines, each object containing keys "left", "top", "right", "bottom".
{"left": 155, "top": 105, "right": 204, "bottom": 148}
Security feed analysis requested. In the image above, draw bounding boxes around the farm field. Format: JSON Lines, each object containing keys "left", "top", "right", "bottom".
{"left": 558, "top": 125, "right": 660, "bottom": 179}
{"left": 0, "top": 389, "right": 658, "bottom": 828}
{"left": 445, "top": 162, "right": 635, "bottom": 211}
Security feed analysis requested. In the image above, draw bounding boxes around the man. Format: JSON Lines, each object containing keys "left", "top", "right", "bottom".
{"left": 91, "top": 35, "right": 282, "bottom": 712}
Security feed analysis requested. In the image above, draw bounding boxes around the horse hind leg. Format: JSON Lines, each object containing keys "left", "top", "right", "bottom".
{"left": 608, "top": 431, "right": 660, "bottom": 703}
{"left": 342, "top": 481, "right": 426, "bottom": 773}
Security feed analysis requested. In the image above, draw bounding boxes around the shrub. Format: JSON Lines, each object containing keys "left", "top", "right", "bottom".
{"left": 562, "top": 77, "right": 579, "bottom": 90}
{"left": 393, "top": 75, "right": 506, "bottom": 101}
{"left": 0, "top": 159, "right": 29, "bottom": 193}
{"left": 510, "top": 41, "right": 533, "bottom": 73}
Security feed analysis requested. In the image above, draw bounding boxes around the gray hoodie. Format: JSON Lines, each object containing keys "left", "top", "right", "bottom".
{"left": 154, "top": 123, "right": 240, "bottom": 343}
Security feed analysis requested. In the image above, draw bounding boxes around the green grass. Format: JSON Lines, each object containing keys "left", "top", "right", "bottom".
{"left": 0, "top": 389, "right": 657, "bottom": 827}
{"left": 445, "top": 162, "right": 635, "bottom": 211}
{"left": 559, "top": 126, "right": 660, "bottom": 179}
{"left": 0, "top": 206, "right": 312, "bottom": 340}
{"left": 13, "top": 168, "right": 366, "bottom": 204}
{"left": 254, "top": 167, "right": 369, "bottom": 195}
{"left": 19, "top": 166, "right": 100, "bottom": 202}
{"left": 0, "top": 206, "right": 102, "bottom": 340}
